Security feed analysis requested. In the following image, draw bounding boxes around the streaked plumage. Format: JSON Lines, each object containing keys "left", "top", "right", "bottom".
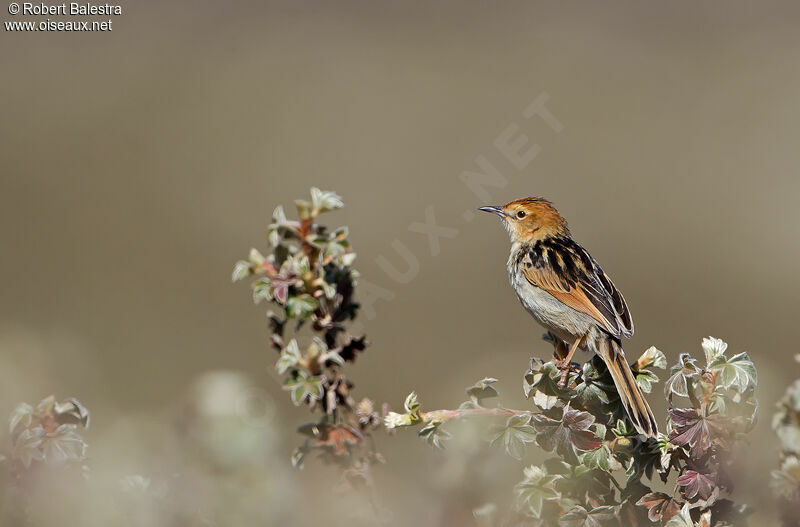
{"left": 481, "top": 197, "right": 657, "bottom": 438}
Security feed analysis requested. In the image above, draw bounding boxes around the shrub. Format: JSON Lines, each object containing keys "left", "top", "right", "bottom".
{"left": 771, "top": 357, "right": 800, "bottom": 526}
{"left": 234, "top": 189, "right": 759, "bottom": 526}
{"left": 232, "top": 188, "right": 384, "bottom": 488}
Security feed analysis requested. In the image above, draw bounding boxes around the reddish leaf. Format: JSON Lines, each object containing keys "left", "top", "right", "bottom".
{"left": 312, "top": 424, "right": 363, "bottom": 456}
{"left": 635, "top": 492, "right": 681, "bottom": 525}
{"left": 677, "top": 470, "right": 716, "bottom": 500}
{"left": 532, "top": 404, "right": 601, "bottom": 460}
{"left": 270, "top": 273, "right": 297, "bottom": 305}
{"left": 668, "top": 408, "right": 728, "bottom": 457}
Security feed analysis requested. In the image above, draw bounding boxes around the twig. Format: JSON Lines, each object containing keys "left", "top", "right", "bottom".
{"left": 386, "top": 405, "right": 539, "bottom": 430}
{"left": 421, "top": 407, "right": 537, "bottom": 424}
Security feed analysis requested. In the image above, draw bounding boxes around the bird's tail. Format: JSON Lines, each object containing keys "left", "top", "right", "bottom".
{"left": 597, "top": 337, "right": 658, "bottom": 438}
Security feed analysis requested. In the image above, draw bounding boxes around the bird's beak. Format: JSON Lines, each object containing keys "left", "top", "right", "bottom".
{"left": 478, "top": 205, "right": 509, "bottom": 218}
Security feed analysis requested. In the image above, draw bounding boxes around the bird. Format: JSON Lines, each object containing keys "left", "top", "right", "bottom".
{"left": 479, "top": 197, "right": 658, "bottom": 438}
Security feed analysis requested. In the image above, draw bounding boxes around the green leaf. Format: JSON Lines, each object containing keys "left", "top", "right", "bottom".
{"left": 611, "top": 418, "right": 636, "bottom": 438}
{"left": 276, "top": 340, "right": 302, "bottom": 375}
{"left": 404, "top": 392, "right": 420, "bottom": 414}
{"left": 458, "top": 400, "right": 480, "bottom": 410}
{"left": 283, "top": 372, "right": 325, "bottom": 405}
{"left": 466, "top": 377, "right": 499, "bottom": 405}
{"left": 288, "top": 254, "right": 311, "bottom": 276}
{"left": 572, "top": 360, "right": 612, "bottom": 407}
{"left": 385, "top": 392, "right": 422, "bottom": 429}
{"left": 324, "top": 240, "right": 348, "bottom": 259}
{"left": 9, "top": 403, "right": 33, "bottom": 436}
{"left": 310, "top": 187, "right": 344, "bottom": 214}
{"left": 656, "top": 433, "right": 676, "bottom": 470}
{"left": 777, "top": 424, "right": 800, "bottom": 455}
{"left": 268, "top": 205, "right": 288, "bottom": 245}
{"left": 119, "top": 475, "right": 152, "bottom": 494}
{"left": 664, "top": 353, "right": 699, "bottom": 399}
{"left": 231, "top": 260, "right": 251, "bottom": 282}
{"left": 514, "top": 465, "right": 560, "bottom": 518}
{"left": 624, "top": 436, "right": 664, "bottom": 487}
{"left": 286, "top": 294, "right": 317, "bottom": 319}
{"left": 272, "top": 204, "right": 287, "bottom": 224}
{"left": 321, "top": 350, "right": 344, "bottom": 367}
{"left": 333, "top": 226, "right": 349, "bottom": 241}
{"left": 384, "top": 412, "right": 413, "bottom": 428}
{"left": 305, "top": 337, "right": 327, "bottom": 360}
{"left": 708, "top": 351, "right": 757, "bottom": 393}
{"left": 592, "top": 423, "right": 606, "bottom": 440}
{"left": 320, "top": 280, "right": 337, "bottom": 299}
{"left": 701, "top": 336, "right": 728, "bottom": 364}
{"left": 295, "top": 199, "right": 312, "bottom": 220}
{"left": 252, "top": 278, "right": 272, "bottom": 304}
{"left": 291, "top": 446, "right": 306, "bottom": 469}
{"left": 53, "top": 398, "right": 90, "bottom": 428}
{"left": 534, "top": 390, "right": 560, "bottom": 410}
{"left": 472, "top": 503, "right": 497, "bottom": 527}
{"left": 525, "top": 359, "right": 569, "bottom": 403}
{"left": 36, "top": 395, "right": 56, "bottom": 417}
{"left": 776, "top": 379, "right": 800, "bottom": 426}
{"left": 247, "top": 247, "right": 266, "bottom": 265}
{"left": 559, "top": 505, "right": 616, "bottom": 527}
{"left": 581, "top": 444, "right": 613, "bottom": 472}
{"left": 12, "top": 426, "right": 45, "bottom": 468}
{"left": 418, "top": 422, "right": 452, "bottom": 449}
{"left": 41, "top": 424, "right": 87, "bottom": 466}
{"left": 490, "top": 414, "right": 537, "bottom": 460}
{"left": 305, "top": 233, "right": 329, "bottom": 249}
{"left": 771, "top": 456, "right": 800, "bottom": 500}
{"left": 636, "top": 346, "right": 667, "bottom": 370}
{"left": 573, "top": 381, "right": 611, "bottom": 407}
{"left": 634, "top": 369, "right": 660, "bottom": 394}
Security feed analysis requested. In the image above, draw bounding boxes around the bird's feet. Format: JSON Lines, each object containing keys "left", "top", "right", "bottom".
{"left": 553, "top": 357, "right": 580, "bottom": 389}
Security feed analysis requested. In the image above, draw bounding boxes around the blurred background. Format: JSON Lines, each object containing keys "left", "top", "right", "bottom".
{"left": 2, "top": 1, "right": 800, "bottom": 524}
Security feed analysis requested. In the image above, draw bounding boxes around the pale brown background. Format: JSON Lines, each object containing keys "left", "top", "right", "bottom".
{"left": 2, "top": 1, "right": 799, "bottom": 525}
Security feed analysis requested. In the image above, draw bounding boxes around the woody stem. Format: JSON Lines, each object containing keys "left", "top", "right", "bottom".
{"left": 419, "top": 406, "right": 539, "bottom": 425}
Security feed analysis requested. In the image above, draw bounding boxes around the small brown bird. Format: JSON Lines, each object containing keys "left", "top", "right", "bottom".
{"left": 480, "top": 197, "right": 657, "bottom": 438}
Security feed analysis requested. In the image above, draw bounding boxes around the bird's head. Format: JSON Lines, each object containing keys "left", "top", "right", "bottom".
{"left": 479, "top": 197, "right": 570, "bottom": 242}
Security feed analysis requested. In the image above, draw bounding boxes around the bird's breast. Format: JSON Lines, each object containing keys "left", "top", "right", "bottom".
{"left": 507, "top": 255, "right": 596, "bottom": 342}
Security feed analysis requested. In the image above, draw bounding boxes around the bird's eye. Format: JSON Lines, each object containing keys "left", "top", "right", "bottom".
{"left": 516, "top": 211, "right": 526, "bottom": 219}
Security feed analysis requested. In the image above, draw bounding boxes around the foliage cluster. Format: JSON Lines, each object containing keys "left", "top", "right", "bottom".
{"left": 233, "top": 188, "right": 384, "bottom": 486}
{"left": 0, "top": 188, "right": 775, "bottom": 526}
{"left": 235, "top": 189, "right": 761, "bottom": 526}
{"left": 0, "top": 396, "right": 90, "bottom": 523}
{"left": 387, "top": 337, "right": 757, "bottom": 526}
{"left": 771, "top": 356, "right": 800, "bottom": 526}
{"left": 3, "top": 395, "right": 90, "bottom": 473}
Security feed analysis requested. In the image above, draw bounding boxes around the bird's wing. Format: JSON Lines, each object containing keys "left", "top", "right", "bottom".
{"left": 520, "top": 237, "right": 633, "bottom": 339}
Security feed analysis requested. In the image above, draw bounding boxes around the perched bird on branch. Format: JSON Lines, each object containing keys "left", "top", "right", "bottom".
{"left": 480, "top": 198, "right": 657, "bottom": 438}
